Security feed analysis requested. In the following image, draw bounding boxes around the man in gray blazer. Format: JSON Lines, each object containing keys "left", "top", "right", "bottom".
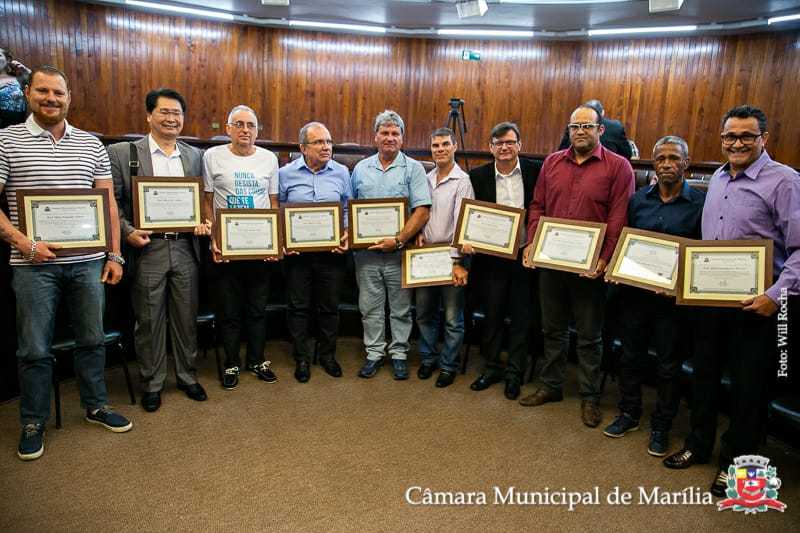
{"left": 107, "top": 88, "right": 211, "bottom": 412}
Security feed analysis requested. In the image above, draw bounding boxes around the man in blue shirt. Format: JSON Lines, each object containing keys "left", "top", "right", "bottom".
{"left": 602, "top": 136, "right": 705, "bottom": 458}
{"left": 279, "top": 122, "right": 353, "bottom": 382}
{"left": 350, "top": 110, "right": 431, "bottom": 379}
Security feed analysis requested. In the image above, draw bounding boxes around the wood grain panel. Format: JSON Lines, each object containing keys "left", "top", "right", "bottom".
{"left": 1, "top": 0, "right": 798, "bottom": 166}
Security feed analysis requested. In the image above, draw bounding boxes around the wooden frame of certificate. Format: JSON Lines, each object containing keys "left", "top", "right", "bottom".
{"left": 281, "top": 202, "right": 344, "bottom": 252}
{"left": 453, "top": 199, "right": 525, "bottom": 260}
{"left": 16, "top": 188, "right": 111, "bottom": 255}
{"left": 132, "top": 176, "right": 203, "bottom": 232}
{"left": 347, "top": 197, "right": 408, "bottom": 249}
{"left": 676, "top": 239, "right": 773, "bottom": 307}
{"left": 528, "top": 217, "right": 607, "bottom": 275}
{"left": 401, "top": 244, "right": 456, "bottom": 288}
{"left": 214, "top": 209, "right": 283, "bottom": 261}
{"left": 605, "top": 227, "right": 688, "bottom": 295}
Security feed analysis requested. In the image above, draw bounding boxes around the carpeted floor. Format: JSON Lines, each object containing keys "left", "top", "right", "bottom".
{"left": 0, "top": 337, "right": 797, "bottom": 532}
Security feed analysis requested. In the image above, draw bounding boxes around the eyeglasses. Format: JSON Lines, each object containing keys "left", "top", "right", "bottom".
{"left": 490, "top": 140, "right": 519, "bottom": 148}
{"left": 720, "top": 133, "right": 762, "bottom": 146}
{"left": 155, "top": 108, "right": 183, "bottom": 118}
{"left": 304, "top": 139, "right": 334, "bottom": 147}
{"left": 568, "top": 123, "right": 599, "bottom": 132}
{"left": 229, "top": 121, "right": 258, "bottom": 130}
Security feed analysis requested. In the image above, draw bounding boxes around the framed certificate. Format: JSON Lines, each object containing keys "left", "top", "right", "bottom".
{"left": 401, "top": 244, "right": 456, "bottom": 288}
{"left": 676, "top": 239, "right": 773, "bottom": 307}
{"left": 453, "top": 199, "right": 525, "bottom": 260}
{"left": 132, "top": 176, "right": 203, "bottom": 232}
{"left": 605, "top": 227, "right": 687, "bottom": 295}
{"left": 528, "top": 217, "right": 607, "bottom": 275}
{"left": 17, "top": 188, "right": 111, "bottom": 254}
{"left": 215, "top": 209, "right": 283, "bottom": 260}
{"left": 281, "top": 202, "right": 344, "bottom": 252}
{"left": 348, "top": 198, "right": 408, "bottom": 249}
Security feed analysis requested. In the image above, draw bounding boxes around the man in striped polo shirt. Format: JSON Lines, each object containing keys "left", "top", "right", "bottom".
{"left": 0, "top": 66, "right": 133, "bottom": 461}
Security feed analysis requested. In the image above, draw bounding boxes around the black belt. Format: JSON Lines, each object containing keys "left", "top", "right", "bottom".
{"left": 150, "top": 232, "right": 189, "bottom": 240}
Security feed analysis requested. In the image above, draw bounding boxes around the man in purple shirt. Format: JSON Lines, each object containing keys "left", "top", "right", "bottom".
{"left": 663, "top": 105, "right": 800, "bottom": 497}
{"left": 521, "top": 104, "right": 635, "bottom": 428}
{"left": 414, "top": 127, "right": 474, "bottom": 388}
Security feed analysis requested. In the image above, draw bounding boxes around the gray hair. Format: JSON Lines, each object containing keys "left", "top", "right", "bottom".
{"left": 374, "top": 110, "right": 405, "bottom": 135}
{"left": 653, "top": 136, "right": 689, "bottom": 158}
{"left": 227, "top": 104, "right": 258, "bottom": 125}
{"left": 430, "top": 127, "right": 456, "bottom": 144}
{"left": 299, "top": 121, "right": 328, "bottom": 144}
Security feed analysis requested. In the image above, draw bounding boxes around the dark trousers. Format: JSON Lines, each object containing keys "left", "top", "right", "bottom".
{"left": 285, "top": 252, "right": 346, "bottom": 363}
{"left": 215, "top": 260, "right": 271, "bottom": 368}
{"left": 538, "top": 269, "right": 606, "bottom": 403}
{"left": 474, "top": 250, "right": 537, "bottom": 380}
{"left": 685, "top": 306, "right": 776, "bottom": 468}
{"left": 617, "top": 287, "right": 687, "bottom": 430}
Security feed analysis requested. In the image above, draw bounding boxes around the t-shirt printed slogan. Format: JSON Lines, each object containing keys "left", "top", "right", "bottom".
{"left": 227, "top": 170, "right": 266, "bottom": 208}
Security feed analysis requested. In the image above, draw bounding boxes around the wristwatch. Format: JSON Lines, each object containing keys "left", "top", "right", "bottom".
{"left": 394, "top": 237, "right": 404, "bottom": 250}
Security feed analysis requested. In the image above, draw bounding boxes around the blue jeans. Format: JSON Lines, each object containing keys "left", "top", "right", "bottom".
{"left": 11, "top": 259, "right": 108, "bottom": 425}
{"left": 354, "top": 250, "right": 411, "bottom": 360}
{"left": 415, "top": 284, "right": 465, "bottom": 372}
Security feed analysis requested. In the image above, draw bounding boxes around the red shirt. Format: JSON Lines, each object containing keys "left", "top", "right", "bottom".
{"left": 527, "top": 144, "right": 634, "bottom": 262}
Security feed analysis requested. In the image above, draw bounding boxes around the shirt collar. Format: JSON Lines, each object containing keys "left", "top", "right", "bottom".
{"left": 148, "top": 134, "right": 182, "bottom": 158}
{"left": 644, "top": 179, "right": 694, "bottom": 202}
{"left": 25, "top": 115, "right": 73, "bottom": 139}
{"left": 720, "top": 150, "right": 771, "bottom": 181}
{"left": 494, "top": 159, "right": 521, "bottom": 179}
{"left": 565, "top": 143, "right": 604, "bottom": 164}
{"left": 296, "top": 156, "right": 333, "bottom": 174}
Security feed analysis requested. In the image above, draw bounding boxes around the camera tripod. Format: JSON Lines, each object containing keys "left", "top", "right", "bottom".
{"left": 445, "top": 98, "right": 469, "bottom": 170}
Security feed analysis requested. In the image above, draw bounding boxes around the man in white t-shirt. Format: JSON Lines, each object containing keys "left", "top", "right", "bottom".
{"left": 203, "top": 104, "right": 280, "bottom": 390}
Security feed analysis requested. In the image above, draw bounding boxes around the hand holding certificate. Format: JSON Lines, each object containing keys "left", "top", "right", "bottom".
{"left": 605, "top": 228, "right": 685, "bottom": 294}
{"left": 676, "top": 239, "right": 772, "bottom": 307}
{"left": 282, "top": 202, "right": 344, "bottom": 252}
{"left": 214, "top": 209, "right": 283, "bottom": 260}
{"left": 132, "top": 177, "right": 203, "bottom": 232}
{"left": 17, "top": 188, "right": 112, "bottom": 255}
{"left": 401, "top": 245, "right": 456, "bottom": 288}
{"left": 453, "top": 199, "right": 524, "bottom": 260}
{"left": 528, "top": 217, "right": 606, "bottom": 275}
{"left": 348, "top": 198, "right": 408, "bottom": 249}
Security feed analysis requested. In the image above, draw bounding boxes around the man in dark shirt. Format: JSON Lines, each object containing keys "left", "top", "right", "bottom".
{"left": 602, "top": 136, "right": 705, "bottom": 458}
{"left": 521, "top": 105, "right": 635, "bottom": 428}
{"left": 557, "top": 99, "right": 632, "bottom": 160}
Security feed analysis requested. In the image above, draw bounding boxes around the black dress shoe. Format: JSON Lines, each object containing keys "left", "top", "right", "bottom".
{"left": 470, "top": 374, "right": 502, "bottom": 391}
{"left": 320, "top": 359, "right": 342, "bottom": 378}
{"left": 710, "top": 469, "right": 728, "bottom": 497}
{"left": 177, "top": 382, "right": 208, "bottom": 402}
{"left": 663, "top": 448, "right": 697, "bottom": 469}
{"left": 417, "top": 363, "right": 435, "bottom": 380}
{"left": 435, "top": 370, "right": 455, "bottom": 388}
{"left": 141, "top": 391, "right": 161, "bottom": 412}
{"left": 295, "top": 361, "right": 311, "bottom": 383}
{"left": 504, "top": 378, "right": 521, "bottom": 400}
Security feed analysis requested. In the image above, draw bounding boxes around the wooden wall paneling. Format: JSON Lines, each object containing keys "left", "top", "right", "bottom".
{"left": 1, "top": 0, "right": 798, "bottom": 167}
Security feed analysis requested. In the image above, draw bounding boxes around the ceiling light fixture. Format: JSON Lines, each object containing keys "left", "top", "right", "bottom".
{"left": 288, "top": 20, "right": 387, "bottom": 34}
{"left": 768, "top": 13, "right": 800, "bottom": 25}
{"left": 124, "top": 0, "right": 234, "bottom": 20}
{"left": 588, "top": 25, "right": 697, "bottom": 36}
{"left": 648, "top": 0, "right": 683, "bottom": 13}
{"left": 438, "top": 29, "right": 534, "bottom": 38}
{"left": 261, "top": 0, "right": 290, "bottom": 5}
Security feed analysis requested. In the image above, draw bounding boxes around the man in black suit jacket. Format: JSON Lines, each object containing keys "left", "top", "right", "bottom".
{"left": 558, "top": 99, "right": 633, "bottom": 159}
{"left": 466, "top": 122, "right": 542, "bottom": 400}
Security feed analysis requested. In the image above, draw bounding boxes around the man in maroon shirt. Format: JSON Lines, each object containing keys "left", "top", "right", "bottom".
{"left": 520, "top": 105, "right": 635, "bottom": 428}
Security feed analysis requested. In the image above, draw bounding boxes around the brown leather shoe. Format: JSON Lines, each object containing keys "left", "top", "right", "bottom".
{"left": 581, "top": 401, "right": 601, "bottom": 427}
{"left": 518, "top": 388, "right": 563, "bottom": 407}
